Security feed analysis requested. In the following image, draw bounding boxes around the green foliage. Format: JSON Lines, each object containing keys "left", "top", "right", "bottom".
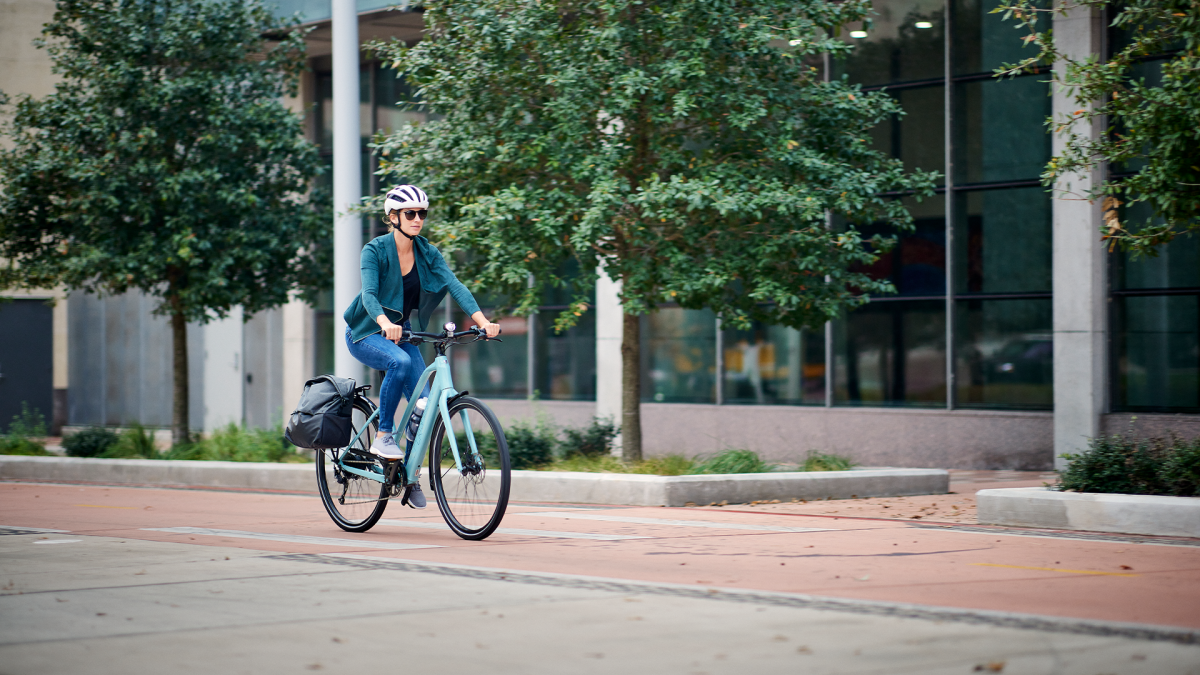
{"left": 0, "top": 403, "right": 50, "bottom": 456}
{"left": 1058, "top": 432, "right": 1200, "bottom": 496}
{"left": 502, "top": 417, "right": 557, "bottom": 469}
{"left": 629, "top": 454, "right": 695, "bottom": 476}
{"left": 63, "top": 426, "right": 120, "bottom": 457}
{"left": 98, "top": 424, "right": 160, "bottom": 459}
{"left": 995, "top": 0, "right": 1200, "bottom": 254}
{"left": 549, "top": 453, "right": 631, "bottom": 473}
{"left": 802, "top": 451, "right": 856, "bottom": 472}
{"left": 559, "top": 417, "right": 619, "bottom": 459}
{"left": 689, "top": 449, "right": 774, "bottom": 475}
{"left": 371, "top": 0, "right": 938, "bottom": 331}
{"left": 164, "top": 424, "right": 301, "bottom": 462}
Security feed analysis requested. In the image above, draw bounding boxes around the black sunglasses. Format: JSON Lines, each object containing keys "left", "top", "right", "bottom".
{"left": 401, "top": 209, "right": 428, "bottom": 221}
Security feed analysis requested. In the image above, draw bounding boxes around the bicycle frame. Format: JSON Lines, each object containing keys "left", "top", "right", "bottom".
{"left": 335, "top": 353, "right": 479, "bottom": 486}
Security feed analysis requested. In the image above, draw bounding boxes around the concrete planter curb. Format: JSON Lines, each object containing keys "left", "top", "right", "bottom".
{"left": 977, "top": 487, "right": 1200, "bottom": 538}
{"left": 0, "top": 456, "right": 948, "bottom": 506}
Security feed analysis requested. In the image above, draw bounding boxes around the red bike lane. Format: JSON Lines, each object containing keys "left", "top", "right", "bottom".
{"left": 4, "top": 480, "right": 1198, "bottom": 631}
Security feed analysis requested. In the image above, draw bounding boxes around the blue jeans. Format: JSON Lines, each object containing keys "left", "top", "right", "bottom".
{"left": 345, "top": 326, "right": 427, "bottom": 434}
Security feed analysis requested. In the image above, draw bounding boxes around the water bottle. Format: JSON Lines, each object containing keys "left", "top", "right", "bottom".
{"left": 405, "top": 397, "right": 427, "bottom": 442}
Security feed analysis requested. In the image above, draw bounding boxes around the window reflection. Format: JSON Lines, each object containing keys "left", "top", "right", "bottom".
{"left": 849, "top": 195, "right": 946, "bottom": 297}
{"left": 722, "top": 322, "right": 826, "bottom": 406}
{"left": 451, "top": 311, "right": 528, "bottom": 398}
{"left": 535, "top": 309, "right": 596, "bottom": 401}
{"left": 1114, "top": 295, "right": 1200, "bottom": 411}
{"left": 834, "top": 301, "right": 946, "bottom": 406}
{"left": 954, "top": 76, "right": 1050, "bottom": 184}
{"left": 952, "top": 0, "right": 1047, "bottom": 76}
{"left": 868, "top": 86, "right": 945, "bottom": 178}
{"left": 834, "top": 0, "right": 946, "bottom": 86}
{"left": 956, "top": 299, "right": 1052, "bottom": 409}
{"left": 955, "top": 188, "right": 1051, "bottom": 294}
{"left": 641, "top": 308, "right": 716, "bottom": 403}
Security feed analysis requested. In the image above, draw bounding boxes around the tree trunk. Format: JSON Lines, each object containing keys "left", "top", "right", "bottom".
{"left": 170, "top": 308, "right": 191, "bottom": 447}
{"left": 621, "top": 310, "right": 642, "bottom": 462}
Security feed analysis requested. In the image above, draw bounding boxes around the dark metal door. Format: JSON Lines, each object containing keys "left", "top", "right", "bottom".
{"left": 0, "top": 299, "right": 54, "bottom": 431}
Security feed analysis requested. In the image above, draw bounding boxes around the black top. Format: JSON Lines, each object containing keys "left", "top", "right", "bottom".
{"left": 400, "top": 263, "right": 420, "bottom": 325}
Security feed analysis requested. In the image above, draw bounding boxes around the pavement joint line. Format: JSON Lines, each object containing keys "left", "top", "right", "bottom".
{"left": 0, "top": 526, "right": 70, "bottom": 535}
{"left": 910, "top": 523, "right": 1200, "bottom": 548}
{"left": 141, "top": 527, "right": 443, "bottom": 550}
{"left": 376, "top": 520, "right": 652, "bottom": 541}
{"left": 971, "top": 563, "right": 1140, "bottom": 577}
{"left": 269, "top": 552, "right": 1200, "bottom": 646}
{"left": 515, "top": 512, "right": 835, "bottom": 533}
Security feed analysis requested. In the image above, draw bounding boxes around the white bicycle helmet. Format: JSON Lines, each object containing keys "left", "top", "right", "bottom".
{"left": 383, "top": 185, "right": 429, "bottom": 214}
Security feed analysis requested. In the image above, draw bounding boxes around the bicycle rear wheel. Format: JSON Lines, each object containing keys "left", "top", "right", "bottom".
{"left": 316, "top": 397, "right": 390, "bottom": 532}
{"left": 429, "top": 396, "right": 510, "bottom": 540}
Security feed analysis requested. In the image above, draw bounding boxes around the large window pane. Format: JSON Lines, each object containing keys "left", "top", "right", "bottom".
{"left": 869, "top": 86, "right": 945, "bottom": 178}
{"left": 952, "top": 0, "right": 1046, "bottom": 76}
{"left": 956, "top": 298, "right": 1052, "bottom": 409}
{"left": 1114, "top": 295, "right": 1200, "bottom": 411}
{"left": 451, "top": 312, "right": 528, "bottom": 398}
{"left": 954, "top": 75, "right": 1050, "bottom": 184}
{"left": 1111, "top": 206, "right": 1200, "bottom": 290}
{"left": 722, "top": 321, "right": 825, "bottom": 406}
{"left": 955, "top": 187, "right": 1052, "bottom": 294}
{"left": 641, "top": 308, "right": 716, "bottom": 403}
{"left": 834, "top": 301, "right": 946, "bottom": 406}
{"left": 534, "top": 309, "right": 596, "bottom": 401}
{"left": 834, "top": 0, "right": 946, "bottom": 86}
{"left": 851, "top": 194, "right": 946, "bottom": 297}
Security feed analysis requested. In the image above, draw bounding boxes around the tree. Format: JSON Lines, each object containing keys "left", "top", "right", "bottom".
{"left": 0, "top": 0, "right": 329, "bottom": 446}
{"left": 995, "top": 0, "right": 1200, "bottom": 255}
{"left": 373, "top": 0, "right": 937, "bottom": 460}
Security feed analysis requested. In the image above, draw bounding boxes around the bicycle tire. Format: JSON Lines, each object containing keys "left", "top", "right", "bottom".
{"left": 428, "top": 396, "right": 511, "bottom": 540}
{"left": 316, "top": 396, "right": 390, "bottom": 532}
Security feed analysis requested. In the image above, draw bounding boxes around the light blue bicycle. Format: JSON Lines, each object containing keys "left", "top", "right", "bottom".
{"left": 316, "top": 323, "right": 511, "bottom": 540}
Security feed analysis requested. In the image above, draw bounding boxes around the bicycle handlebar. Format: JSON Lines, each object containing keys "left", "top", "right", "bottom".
{"left": 402, "top": 325, "right": 502, "bottom": 344}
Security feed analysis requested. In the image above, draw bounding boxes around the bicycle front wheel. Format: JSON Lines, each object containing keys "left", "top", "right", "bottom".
{"left": 316, "top": 397, "right": 389, "bottom": 532}
{"left": 429, "top": 396, "right": 511, "bottom": 540}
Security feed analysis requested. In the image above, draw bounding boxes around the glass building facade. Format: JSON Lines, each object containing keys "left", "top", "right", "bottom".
{"left": 307, "top": 1, "right": 1197, "bottom": 419}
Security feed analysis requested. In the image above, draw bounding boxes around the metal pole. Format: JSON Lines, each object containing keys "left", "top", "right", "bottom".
{"left": 944, "top": 0, "right": 955, "bottom": 410}
{"left": 332, "top": 0, "right": 362, "bottom": 379}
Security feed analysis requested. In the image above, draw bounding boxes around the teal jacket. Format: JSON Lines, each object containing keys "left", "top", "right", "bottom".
{"left": 343, "top": 234, "right": 481, "bottom": 343}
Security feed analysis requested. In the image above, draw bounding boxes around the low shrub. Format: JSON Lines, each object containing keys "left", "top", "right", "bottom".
{"left": 628, "top": 454, "right": 694, "bottom": 476}
{"left": 99, "top": 424, "right": 159, "bottom": 459}
{"left": 502, "top": 416, "right": 556, "bottom": 469}
{"left": 0, "top": 403, "right": 50, "bottom": 456}
{"left": 803, "top": 452, "right": 856, "bottom": 472}
{"left": 63, "top": 427, "right": 120, "bottom": 457}
{"left": 559, "top": 417, "right": 619, "bottom": 459}
{"left": 1058, "top": 432, "right": 1200, "bottom": 497}
{"left": 689, "top": 449, "right": 773, "bottom": 475}
{"left": 165, "top": 424, "right": 300, "bottom": 463}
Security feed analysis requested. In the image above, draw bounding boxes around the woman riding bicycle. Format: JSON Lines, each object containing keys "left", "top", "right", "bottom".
{"left": 343, "top": 184, "right": 500, "bottom": 508}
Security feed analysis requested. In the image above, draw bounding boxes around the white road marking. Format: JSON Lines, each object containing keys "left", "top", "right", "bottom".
{"left": 378, "top": 519, "right": 650, "bottom": 541}
{"left": 142, "top": 527, "right": 441, "bottom": 550}
{"left": 32, "top": 539, "right": 83, "bottom": 544}
{"left": 515, "top": 512, "right": 833, "bottom": 533}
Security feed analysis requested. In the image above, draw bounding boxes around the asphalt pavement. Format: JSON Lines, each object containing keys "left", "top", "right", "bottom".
{"left": 1, "top": 479, "right": 1198, "bottom": 674}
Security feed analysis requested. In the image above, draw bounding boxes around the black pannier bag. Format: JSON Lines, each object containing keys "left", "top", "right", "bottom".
{"left": 284, "top": 375, "right": 357, "bottom": 449}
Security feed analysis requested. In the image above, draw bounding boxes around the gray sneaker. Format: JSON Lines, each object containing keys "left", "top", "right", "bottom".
{"left": 369, "top": 433, "right": 403, "bottom": 460}
{"left": 405, "top": 482, "right": 427, "bottom": 509}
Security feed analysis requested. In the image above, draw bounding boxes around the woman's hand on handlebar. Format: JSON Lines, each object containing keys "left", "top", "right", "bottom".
{"left": 471, "top": 312, "right": 501, "bottom": 339}
{"left": 376, "top": 315, "right": 406, "bottom": 343}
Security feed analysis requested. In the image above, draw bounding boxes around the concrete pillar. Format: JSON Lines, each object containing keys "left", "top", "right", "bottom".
{"left": 1052, "top": 6, "right": 1106, "bottom": 469}
{"left": 595, "top": 265, "right": 623, "bottom": 450}
{"left": 331, "top": 0, "right": 363, "bottom": 380}
{"left": 203, "top": 307, "right": 244, "bottom": 432}
{"left": 281, "top": 297, "right": 314, "bottom": 428}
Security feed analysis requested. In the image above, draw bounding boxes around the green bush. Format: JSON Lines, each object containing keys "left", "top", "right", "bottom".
{"left": 503, "top": 417, "right": 556, "bottom": 469}
{"left": 63, "top": 427, "right": 120, "bottom": 457}
{"left": 559, "top": 417, "right": 619, "bottom": 459}
{"left": 100, "top": 424, "right": 159, "bottom": 459}
{"left": 164, "top": 424, "right": 299, "bottom": 463}
{"left": 689, "top": 449, "right": 773, "bottom": 475}
{"left": 0, "top": 403, "right": 50, "bottom": 456}
{"left": 1058, "top": 432, "right": 1200, "bottom": 497}
{"left": 803, "top": 451, "right": 856, "bottom": 472}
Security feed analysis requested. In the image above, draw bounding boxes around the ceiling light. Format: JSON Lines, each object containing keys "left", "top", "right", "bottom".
{"left": 914, "top": 21, "right": 933, "bottom": 29}
{"left": 850, "top": 30, "right": 868, "bottom": 38}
